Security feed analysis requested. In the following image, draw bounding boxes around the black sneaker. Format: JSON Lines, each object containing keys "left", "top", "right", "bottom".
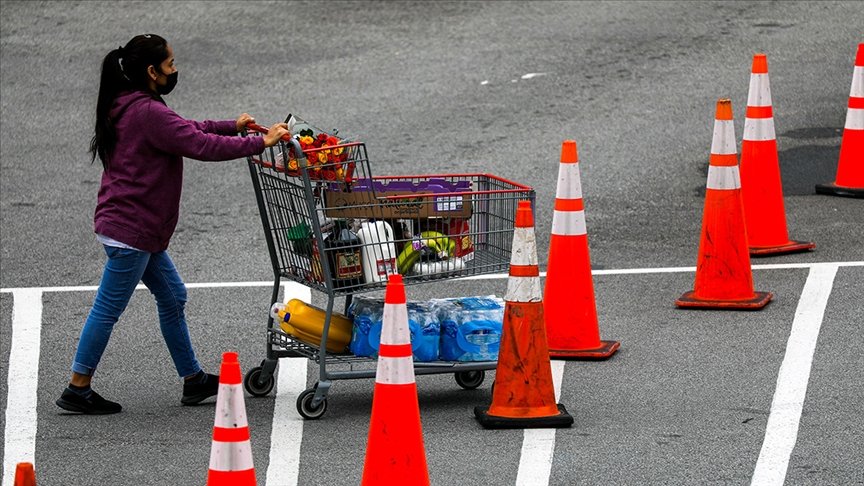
{"left": 56, "top": 387, "right": 122, "bottom": 415}
{"left": 181, "top": 372, "right": 220, "bottom": 405}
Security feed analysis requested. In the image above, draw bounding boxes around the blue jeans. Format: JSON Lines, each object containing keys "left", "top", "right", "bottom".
{"left": 72, "top": 246, "right": 201, "bottom": 379}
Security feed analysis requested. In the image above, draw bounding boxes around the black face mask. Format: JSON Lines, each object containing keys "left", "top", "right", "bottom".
{"left": 157, "top": 70, "right": 178, "bottom": 95}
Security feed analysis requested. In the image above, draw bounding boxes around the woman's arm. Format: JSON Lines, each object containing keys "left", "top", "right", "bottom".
{"left": 190, "top": 113, "right": 254, "bottom": 135}
{"left": 145, "top": 101, "right": 264, "bottom": 161}
{"left": 189, "top": 118, "right": 239, "bottom": 136}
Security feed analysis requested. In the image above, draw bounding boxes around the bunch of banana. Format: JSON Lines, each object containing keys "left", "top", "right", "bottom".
{"left": 396, "top": 231, "right": 457, "bottom": 275}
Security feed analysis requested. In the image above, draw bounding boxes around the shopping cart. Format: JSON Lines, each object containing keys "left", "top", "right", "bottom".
{"left": 241, "top": 121, "right": 535, "bottom": 419}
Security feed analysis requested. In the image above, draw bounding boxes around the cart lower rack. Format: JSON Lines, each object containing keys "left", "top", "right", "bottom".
{"left": 241, "top": 122, "right": 534, "bottom": 418}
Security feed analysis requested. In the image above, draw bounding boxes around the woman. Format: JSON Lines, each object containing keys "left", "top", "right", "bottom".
{"left": 56, "top": 34, "right": 288, "bottom": 414}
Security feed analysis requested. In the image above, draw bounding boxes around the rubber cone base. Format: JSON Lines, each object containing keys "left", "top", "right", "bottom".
{"left": 750, "top": 240, "right": 816, "bottom": 257}
{"left": 549, "top": 340, "right": 620, "bottom": 360}
{"left": 815, "top": 183, "right": 864, "bottom": 199}
{"left": 675, "top": 291, "right": 773, "bottom": 310}
{"left": 474, "top": 404, "right": 574, "bottom": 429}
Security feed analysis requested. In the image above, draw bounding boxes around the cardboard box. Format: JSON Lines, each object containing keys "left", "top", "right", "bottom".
{"left": 324, "top": 188, "right": 472, "bottom": 219}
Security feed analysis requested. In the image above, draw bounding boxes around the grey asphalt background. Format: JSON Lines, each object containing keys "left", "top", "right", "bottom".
{"left": 1, "top": 1, "right": 862, "bottom": 485}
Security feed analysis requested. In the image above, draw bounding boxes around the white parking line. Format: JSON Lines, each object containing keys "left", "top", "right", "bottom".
{"left": 264, "top": 283, "right": 311, "bottom": 486}
{"left": 2, "top": 262, "right": 863, "bottom": 294}
{"left": 515, "top": 360, "right": 565, "bottom": 486}
{"left": 2, "top": 290, "right": 42, "bottom": 486}
{"left": 750, "top": 264, "right": 839, "bottom": 486}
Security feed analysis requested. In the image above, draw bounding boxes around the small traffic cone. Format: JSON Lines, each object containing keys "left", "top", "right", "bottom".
{"left": 14, "top": 462, "right": 36, "bottom": 486}
{"left": 676, "top": 99, "right": 773, "bottom": 310}
{"left": 740, "top": 54, "right": 816, "bottom": 256}
{"left": 475, "top": 200, "right": 574, "bottom": 429}
{"left": 816, "top": 43, "right": 864, "bottom": 198}
{"left": 361, "top": 273, "right": 429, "bottom": 486}
{"left": 544, "top": 140, "right": 620, "bottom": 360}
{"left": 207, "top": 352, "right": 256, "bottom": 486}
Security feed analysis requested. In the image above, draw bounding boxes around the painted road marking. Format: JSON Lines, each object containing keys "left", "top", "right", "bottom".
{"left": 264, "top": 282, "right": 311, "bottom": 486}
{"left": 750, "top": 264, "right": 839, "bottom": 486}
{"left": 2, "top": 262, "right": 863, "bottom": 293}
{"left": 515, "top": 360, "right": 565, "bottom": 486}
{"left": 2, "top": 290, "right": 42, "bottom": 486}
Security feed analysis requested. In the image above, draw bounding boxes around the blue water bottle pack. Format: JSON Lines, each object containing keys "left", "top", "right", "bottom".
{"left": 433, "top": 295, "right": 504, "bottom": 362}
{"left": 348, "top": 297, "right": 440, "bottom": 362}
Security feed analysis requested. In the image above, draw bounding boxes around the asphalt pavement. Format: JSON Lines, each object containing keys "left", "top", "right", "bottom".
{"left": 1, "top": 1, "right": 862, "bottom": 485}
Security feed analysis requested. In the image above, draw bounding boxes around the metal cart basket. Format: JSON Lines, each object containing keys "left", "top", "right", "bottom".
{"left": 241, "top": 122, "right": 535, "bottom": 419}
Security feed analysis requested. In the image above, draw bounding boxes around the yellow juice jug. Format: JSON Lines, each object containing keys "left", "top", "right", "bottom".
{"left": 271, "top": 299, "right": 352, "bottom": 354}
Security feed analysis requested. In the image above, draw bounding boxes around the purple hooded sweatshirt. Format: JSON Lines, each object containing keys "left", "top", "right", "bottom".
{"left": 94, "top": 90, "right": 265, "bottom": 253}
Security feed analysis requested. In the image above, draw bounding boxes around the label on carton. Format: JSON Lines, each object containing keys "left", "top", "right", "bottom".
{"left": 435, "top": 196, "right": 463, "bottom": 212}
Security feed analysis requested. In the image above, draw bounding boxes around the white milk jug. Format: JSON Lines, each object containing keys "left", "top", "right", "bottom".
{"left": 357, "top": 220, "right": 398, "bottom": 283}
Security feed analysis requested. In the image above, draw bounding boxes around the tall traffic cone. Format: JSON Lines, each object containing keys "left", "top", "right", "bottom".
{"left": 207, "top": 352, "right": 256, "bottom": 486}
{"left": 14, "top": 462, "right": 36, "bottom": 486}
{"left": 676, "top": 99, "right": 773, "bottom": 310}
{"left": 816, "top": 43, "right": 864, "bottom": 198}
{"left": 544, "top": 140, "right": 620, "bottom": 360}
{"left": 740, "top": 54, "right": 816, "bottom": 256}
{"left": 475, "top": 200, "right": 574, "bottom": 429}
{"left": 361, "top": 273, "right": 429, "bottom": 485}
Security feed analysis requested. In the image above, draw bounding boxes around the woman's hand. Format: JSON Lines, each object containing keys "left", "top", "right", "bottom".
{"left": 235, "top": 113, "right": 255, "bottom": 132}
{"left": 263, "top": 122, "right": 290, "bottom": 147}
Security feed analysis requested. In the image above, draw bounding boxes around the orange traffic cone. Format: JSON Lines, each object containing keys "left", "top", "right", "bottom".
{"left": 207, "top": 352, "right": 256, "bottom": 486}
{"left": 676, "top": 99, "right": 773, "bottom": 310}
{"left": 544, "top": 140, "right": 620, "bottom": 360}
{"left": 475, "top": 200, "right": 574, "bottom": 429}
{"left": 740, "top": 54, "right": 816, "bottom": 256}
{"left": 816, "top": 44, "right": 864, "bottom": 198}
{"left": 14, "top": 462, "right": 36, "bottom": 486}
{"left": 361, "top": 273, "right": 429, "bottom": 485}
{"left": 816, "top": 43, "right": 864, "bottom": 198}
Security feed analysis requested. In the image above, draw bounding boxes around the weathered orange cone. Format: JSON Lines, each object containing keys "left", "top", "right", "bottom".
{"left": 816, "top": 43, "right": 864, "bottom": 198}
{"left": 207, "top": 352, "right": 256, "bottom": 486}
{"left": 361, "top": 274, "right": 429, "bottom": 485}
{"left": 475, "top": 200, "right": 573, "bottom": 429}
{"left": 544, "top": 140, "right": 620, "bottom": 359}
{"left": 676, "top": 99, "right": 773, "bottom": 310}
{"left": 740, "top": 54, "right": 816, "bottom": 256}
{"left": 14, "top": 462, "right": 36, "bottom": 486}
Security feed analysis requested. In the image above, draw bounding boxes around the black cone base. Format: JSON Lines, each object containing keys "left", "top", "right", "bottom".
{"left": 815, "top": 182, "right": 864, "bottom": 198}
{"left": 474, "top": 403, "right": 574, "bottom": 429}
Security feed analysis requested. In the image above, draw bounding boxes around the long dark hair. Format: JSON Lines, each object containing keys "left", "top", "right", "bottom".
{"left": 90, "top": 34, "right": 169, "bottom": 169}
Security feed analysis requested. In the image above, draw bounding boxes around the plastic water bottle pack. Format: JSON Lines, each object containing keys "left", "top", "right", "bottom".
{"left": 349, "top": 295, "right": 504, "bottom": 362}
{"left": 432, "top": 296, "right": 504, "bottom": 362}
{"left": 348, "top": 297, "right": 440, "bottom": 362}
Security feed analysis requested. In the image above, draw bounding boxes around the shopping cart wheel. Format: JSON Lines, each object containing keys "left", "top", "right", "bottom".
{"left": 454, "top": 370, "right": 485, "bottom": 390}
{"left": 297, "top": 387, "right": 327, "bottom": 420}
{"left": 244, "top": 366, "right": 275, "bottom": 397}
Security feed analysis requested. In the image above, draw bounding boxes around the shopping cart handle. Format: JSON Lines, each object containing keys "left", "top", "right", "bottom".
{"left": 245, "top": 121, "right": 308, "bottom": 166}
{"left": 245, "top": 121, "right": 295, "bottom": 142}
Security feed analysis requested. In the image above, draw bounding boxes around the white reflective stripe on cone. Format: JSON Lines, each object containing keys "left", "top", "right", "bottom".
{"left": 711, "top": 120, "right": 737, "bottom": 155}
{"left": 380, "top": 303, "right": 409, "bottom": 345}
{"left": 555, "top": 163, "right": 583, "bottom": 200}
{"left": 375, "top": 356, "right": 416, "bottom": 385}
{"left": 850, "top": 67, "right": 864, "bottom": 97}
{"left": 209, "top": 440, "right": 255, "bottom": 471}
{"left": 551, "top": 209, "right": 587, "bottom": 236}
{"left": 505, "top": 275, "right": 542, "bottom": 303}
{"left": 845, "top": 107, "right": 864, "bottom": 130}
{"left": 509, "top": 228, "right": 538, "bottom": 266}
{"left": 743, "top": 117, "right": 777, "bottom": 141}
{"left": 748, "top": 73, "right": 772, "bottom": 106}
{"left": 213, "top": 384, "right": 248, "bottom": 428}
{"left": 706, "top": 165, "right": 741, "bottom": 190}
